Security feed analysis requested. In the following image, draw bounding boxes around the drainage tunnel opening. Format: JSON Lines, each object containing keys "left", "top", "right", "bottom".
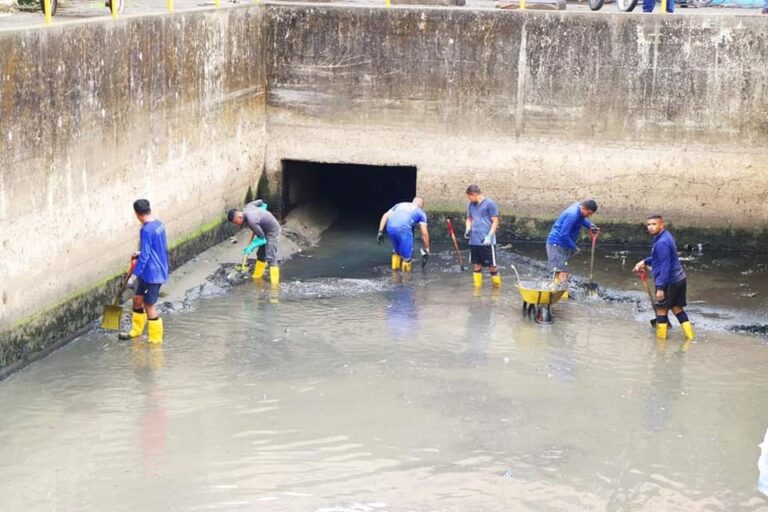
{"left": 281, "top": 160, "right": 418, "bottom": 224}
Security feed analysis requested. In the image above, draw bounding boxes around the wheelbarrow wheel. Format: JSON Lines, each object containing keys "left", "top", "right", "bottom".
{"left": 40, "top": 0, "right": 58, "bottom": 16}
{"left": 588, "top": 0, "right": 604, "bottom": 10}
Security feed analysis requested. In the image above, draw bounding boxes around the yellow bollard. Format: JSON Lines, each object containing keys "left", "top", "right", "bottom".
{"left": 385, "top": 0, "right": 390, "bottom": 7}
{"left": 520, "top": 0, "right": 525, "bottom": 9}
{"left": 214, "top": 0, "right": 220, "bottom": 7}
{"left": 110, "top": 0, "right": 117, "bottom": 18}
{"left": 661, "top": 0, "right": 667, "bottom": 11}
{"left": 167, "top": 0, "right": 173, "bottom": 12}
{"left": 43, "top": 0, "right": 52, "bottom": 25}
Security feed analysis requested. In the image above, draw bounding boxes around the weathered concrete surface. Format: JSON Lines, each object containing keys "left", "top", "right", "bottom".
{"left": 264, "top": 5, "right": 768, "bottom": 235}
{"left": 0, "top": 8, "right": 266, "bottom": 372}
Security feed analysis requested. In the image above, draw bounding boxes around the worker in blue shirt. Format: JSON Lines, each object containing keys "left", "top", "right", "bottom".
{"left": 465, "top": 184, "right": 501, "bottom": 287}
{"left": 546, "top": 200, "right": 600, "bottom": 292}
{"left": 633, "top": 215, "right": 694, "bottom": 341}
{"left": 120, "top": 199, "right": 169, "bottom": 344}
{"left": 377, "top": 197, "right": 430, "bottom": 272}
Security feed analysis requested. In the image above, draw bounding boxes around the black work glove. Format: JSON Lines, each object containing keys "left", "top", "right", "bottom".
{"left": 420, "top": 248, "right": 429, "bottom": 269}
{"left": 590, "top": 225, "right": 600, "bottom": 235}
{"left": 377, "top": 231, "right": 385, "bottom": 245}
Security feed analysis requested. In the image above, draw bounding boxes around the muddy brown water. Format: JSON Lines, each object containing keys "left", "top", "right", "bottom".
{"left": 1, "top": 229, "right": 767, "bottom": 511}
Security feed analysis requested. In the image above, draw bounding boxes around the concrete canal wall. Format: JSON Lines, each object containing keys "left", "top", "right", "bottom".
{"left": 2, "top": 4, "right": 768, "bottom": 374}
{"left": 264, "top": 5, "right": 768, "bottom": 239}
{"left": 0, "top": 9, "right": 267, "bottom": 375}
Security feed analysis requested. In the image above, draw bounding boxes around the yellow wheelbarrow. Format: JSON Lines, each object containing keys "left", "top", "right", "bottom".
{"left": 510, "top": 265, "right": 567, "bottom": 324}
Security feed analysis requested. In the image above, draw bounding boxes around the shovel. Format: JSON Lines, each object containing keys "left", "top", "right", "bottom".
{"left": 446, "top": 219, "right": 465, "bottom": 271}
{"left": 583, "top": 230, "right": 600, "bottom": 296}
{"left": 101, "top": 259, "right": 136, "bottom": 331}
{"left": 637, "top": 268, "right": 661, "bottom": 328}
{"left": 227, "top": 254, "right": 251, "bottom": 280}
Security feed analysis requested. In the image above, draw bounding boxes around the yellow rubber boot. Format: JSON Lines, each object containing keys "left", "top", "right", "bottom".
{"left": 252, "top": 260, "right": 267, "bottom": 280}
{"left": 401, "top": 261, "right": 412, "bottom": 273}
{"left": 491, "top": 274, "right": 502, "bottom": 287}
{"left": 120, "top": 311, "right": 147, "bottom": 340}
{"left": 147, "top": 318, "right": 163, "bottom": 344}
{"left": 681, "top": 321, "right": 695, "bottom": 340}
{"left": 473, "top": 272, "right": 483, "bottom": 287}
{"left": 656, "top": 322, "right": 668, "bottom": 340}
{"left": 391, "top": 254, "right": 402, "bottom": 271}
{"left": 270, "top": 266, "right": 280, "bottom": 285}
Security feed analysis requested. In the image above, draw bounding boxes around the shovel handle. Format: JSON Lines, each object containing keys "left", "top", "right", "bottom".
{"left": 114, "top": 259, "right": 137, "bottom": 305}
{"left": 446, "top": 219, "right": 465, "bottom": 270}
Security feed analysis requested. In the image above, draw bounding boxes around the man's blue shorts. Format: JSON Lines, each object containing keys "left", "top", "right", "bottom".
{"left": 386, "top": 227, "right": 414, "bottom": 260}
{"left": 546, "top": 243, "right": 574, "bottom": 273}
{"left": 136, "top": 277, "right": 162, "bottom": 306}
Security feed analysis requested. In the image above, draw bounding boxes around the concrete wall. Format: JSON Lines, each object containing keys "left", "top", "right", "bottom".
{"left": 264, "top": 5, "right": 768, "bottom": 236}
{"left": 0, "top": 8, "right": 266, "bottom": 372}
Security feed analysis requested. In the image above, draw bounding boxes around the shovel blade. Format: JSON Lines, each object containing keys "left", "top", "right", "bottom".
{"left": 583, "top": 282, "right": 600, "bottom": 297}
{"left": 101, "top": 304, "right": 123, "bottom": 331}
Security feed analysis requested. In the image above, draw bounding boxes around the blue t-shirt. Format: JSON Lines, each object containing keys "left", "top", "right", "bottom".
{"left": 467, "top": 198, "right": 499, "bottom": 246}
{"left": 644, "top": 229, "right": 686, "bottom": 288}
{"left": 546, "top": 202, "right": 593, "bottom": 250}
{"left": 133, "top": 219, "right": 169, "bottom": 284}
{"left": 386, "top": 202, "right": 427, "bottom": 232}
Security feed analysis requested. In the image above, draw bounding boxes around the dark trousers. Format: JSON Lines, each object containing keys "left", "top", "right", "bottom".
{"left": 643, "top": 0, "right": 673, "bottom": 12}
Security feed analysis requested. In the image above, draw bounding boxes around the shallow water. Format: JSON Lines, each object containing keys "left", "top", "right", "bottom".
{"left": 2, "top": 228, "right": 768, "bottom": 511}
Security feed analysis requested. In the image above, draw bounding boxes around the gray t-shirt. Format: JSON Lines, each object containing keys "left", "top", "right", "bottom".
{"left": 467, "top": 197, "right": 499, "bottom": 246}
{"left": 243, "top": 201, "right": 281, "bottom": 238}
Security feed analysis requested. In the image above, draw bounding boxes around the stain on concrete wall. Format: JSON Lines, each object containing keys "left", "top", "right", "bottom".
{"left": 0, "top": 8, "right": 266, "bottom": 370}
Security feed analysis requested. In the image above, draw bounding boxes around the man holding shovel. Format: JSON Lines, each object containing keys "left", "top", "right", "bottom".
{"left": 119, "top": 199, "right": 169, "bottom": 344}
{"left": 633, "top": 214, "right": 694, "bottom": 341}
{"left": 377, "top": 197, "right": 430, "bottom": 272}
{"left": 546, "top": 200, "right": 600, "bottom": 295}
{"left": 228, "top": 200, "right": 282, "bottom": 285}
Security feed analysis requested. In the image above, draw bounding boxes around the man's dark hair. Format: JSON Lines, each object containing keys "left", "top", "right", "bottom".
{"left": 647, "top": 214, "right": 664, "bottom": 221}
{"left": 227, "top": 209, "right": 239, "bottom": 222}
{"left": 466, "top": 184, "right": 481, "bottom": 195}
{"left": 582, "top": 199, "right": 598, "bottom": 213}
{"left": 133, "top": 199, "right": 151, "bottom": 215}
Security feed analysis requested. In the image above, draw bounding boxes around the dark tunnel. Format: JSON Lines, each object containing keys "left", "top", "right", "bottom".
{"left": 281, "top": 160, "right": 418, "bottom": 224}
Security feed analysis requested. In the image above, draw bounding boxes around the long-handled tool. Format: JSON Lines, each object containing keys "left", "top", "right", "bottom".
{"left": 584, "top": 230, "right": 600, "bottom": 296}
{"left": 637, "top": 268, "right": 659, "bottom": 327}
{"left": 101, "top": 259, "right": 136, "bottom": 330}
{"left": 446, "top": 219, "right": 465, "bottom": 271}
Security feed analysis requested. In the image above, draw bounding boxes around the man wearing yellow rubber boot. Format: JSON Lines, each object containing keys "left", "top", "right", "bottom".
{"left": 119, "top": 199, "right": 169, "bottom": 344}
{"left": 228, "top": 200, "right": 282, "bottom": 285}
{"left": 546, "top": 200, "right": 599, "bottom": 298}
{"left": 377, "top": 197, "right": 430, "bottom": 272}
{"left": 633, "top": 214, "right": 694, "bottom": 341}
{"left": 464, "top": 185, "right": 501, "bottom": 287}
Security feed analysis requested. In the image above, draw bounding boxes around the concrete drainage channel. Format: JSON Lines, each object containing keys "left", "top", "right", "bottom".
{"left": 2, "top": 5, "right": 768, "bottom": 376}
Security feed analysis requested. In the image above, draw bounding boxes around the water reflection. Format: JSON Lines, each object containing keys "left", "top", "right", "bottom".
{"left": 645, "top": 339, "right": 690, "bottom": 433}
{"left": 131, "top": 340, "right": 167, "bottom": 476}
{"left": 462, "top": 289, "right": 499, "bottom": 366}
{"left": 385, "top": 283, "right": 418, "bottom": 342}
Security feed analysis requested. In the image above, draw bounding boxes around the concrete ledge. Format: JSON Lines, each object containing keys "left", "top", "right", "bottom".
{"left": 496, "top": 0, "right": 566, "bottom": 10}
{"left": 427, "top": 212, "right": 768, "bottom": 250}
{"left": 393, "top": 0, "right": 466, "bottom": 6}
